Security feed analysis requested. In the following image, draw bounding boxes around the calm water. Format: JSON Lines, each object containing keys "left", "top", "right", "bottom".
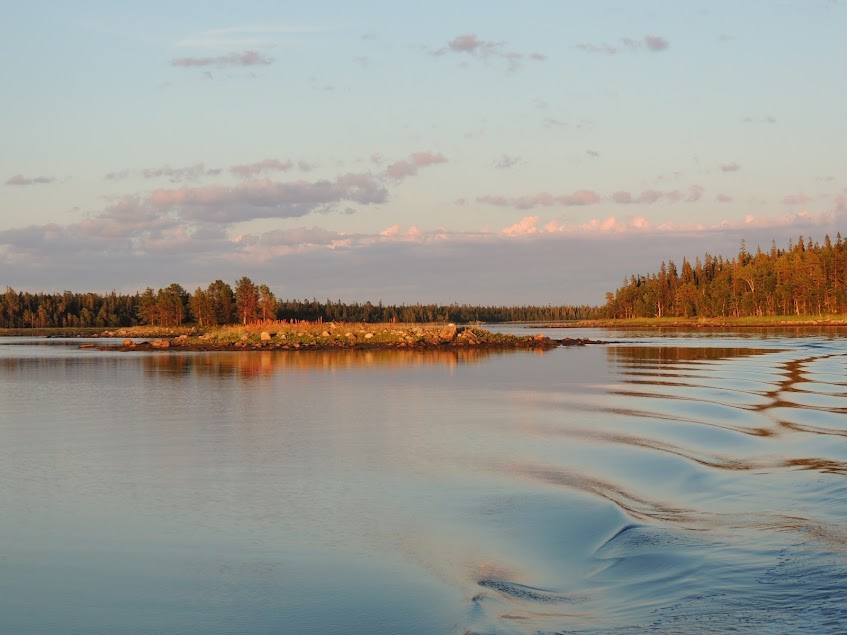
{"left": 1, "top": 329, "right": 846, "bottom": 634}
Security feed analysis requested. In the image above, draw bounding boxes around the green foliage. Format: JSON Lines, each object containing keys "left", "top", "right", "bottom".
{"left": 604, "top": 233, "right": 847, "bottom": 318}
{"left": 0, "top": 280, "right": 603, "bottom": 328}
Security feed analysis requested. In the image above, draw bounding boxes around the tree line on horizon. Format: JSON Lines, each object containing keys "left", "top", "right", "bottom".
{"left": 6, "top": 232, "right": 844, "bottom": 329}
{"left": 604, "top": 233, "right": 847, "bottom": 319}
{"left": 0, "top": 276, "right": 602, "bottom": 329}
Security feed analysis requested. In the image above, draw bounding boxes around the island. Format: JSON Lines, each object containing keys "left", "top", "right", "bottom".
{"left": 91, "top": 323, "right": 602, "bottom": 352}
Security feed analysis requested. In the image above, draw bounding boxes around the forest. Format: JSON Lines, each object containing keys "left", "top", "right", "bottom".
{"left": 604, "top": 233, "right": 847, "bottom": 318}
{"left": 0, "top": 275, "right": 601, "bottom": 329}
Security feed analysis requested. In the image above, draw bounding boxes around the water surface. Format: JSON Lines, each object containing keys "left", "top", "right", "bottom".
{"left": 1, "top": 330, "right": 846, "bottom": 633}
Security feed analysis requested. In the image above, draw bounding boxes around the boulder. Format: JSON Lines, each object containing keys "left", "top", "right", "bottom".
{"left": 151, "top": 339, "right": 170, "bottom": 349}
{"left": 260, "top": 331, "right": 272, "bottom": 341}
{"left": 438, "top": 324, "right": 458, "bottom": 342}
{"left": 123, "top": 339, "right": 134, "bottom": 347}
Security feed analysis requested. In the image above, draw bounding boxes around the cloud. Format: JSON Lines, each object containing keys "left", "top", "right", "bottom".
{"left": 493, "top": 154, "right": 522, "bottom": 169}
{"left": 586, "top": 149, "right": 600, "bottom": 158}
{"left": 643, "top": 36, "right": 670, "bottom": 51}
{"left": 575, "top": 43, "right": 618, "bottom": 55}
{"left": 577, "top": 35, "right": 670, "bottom": 55}
{"left": 143, "top": 163, "right": 220, "bottom": 182}
{"left": 501, "top": 216, "right": 541, "bottom": 236}
{"left": 478, "top": 190, "right": 600, "bottom": 209}
{"left": 3, "top": 204, "right": 843, "bottom": 305}
{"left": 230, "top": 159, "right": 295, "bottom": 179}
{"left": 433, "top": 33, "right": 545, "bottom": 71}
{"left": 783, "top": 193, "right": 811, "bottom": 206}
{"left": 686, "top": 184, "right": 704, "bottom": 202}
{"left": 720, "top": 162, "right": 741, "bottom": 172}
{"left": 742, "top": 116, "right": 777, "bottom": 124}
{"left": 716, "top": 194, "right": 734, "bottom": 203}
{"left": 151, "top": 174, "right": 389, "bottom": 223}
{"left": 612, "top": 185, "right": 703, "bottom": 204}
{"left": 171, "top": 50, "right": 274, "bottom": 68}
{"left": 5, "top": 174, "right": 55, "bottom": 186}
{"left": 104, "top": 169, "right": 131, "bottom": 181}
{"left": 479, "top": 186, "right": 705, "bottom": 209}
{"left": 105, "top": 164, "right": 220, "bottom": 182}
{"left": 385, "top": 152, "right": 447, "bottom": 180}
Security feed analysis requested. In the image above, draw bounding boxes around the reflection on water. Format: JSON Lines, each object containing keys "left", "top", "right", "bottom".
{"left": 1, "top": 334, "right": 846, "bottom": 634}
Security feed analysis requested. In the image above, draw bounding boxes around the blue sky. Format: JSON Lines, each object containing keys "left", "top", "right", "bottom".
{"left": 1, "top": 1, "right": 845, "bottom": 304}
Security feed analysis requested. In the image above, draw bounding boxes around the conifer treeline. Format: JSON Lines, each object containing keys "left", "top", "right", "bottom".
{"left": 0, "top": 276, "right": 602, "bottom": 328}
{"left": 605, "top": 234, "right": 847, "bottom": 318}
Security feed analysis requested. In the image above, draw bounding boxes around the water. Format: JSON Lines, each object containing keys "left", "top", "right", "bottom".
{"left": 1, "top": 329, "right": 846, "bottom": 634}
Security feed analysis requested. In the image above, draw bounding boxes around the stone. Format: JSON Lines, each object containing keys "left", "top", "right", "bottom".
{"left": 364, "top": 333, "right": 374, "bottom": 339}
{"left": 151, "top": 339, "right": 170, "bottom": 349}
{"left": 438, "top": 324, "right": 458, "bottom": 342}
{"left": 260, "top": 331, "right": 272, "bottom": 341}
{"left": 123, "top": 339, "right": 134, "bottom": 347}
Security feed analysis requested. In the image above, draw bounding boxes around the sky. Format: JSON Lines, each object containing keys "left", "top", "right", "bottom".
{"left": 1, "top": 1, "right": 845, "bottom": 305}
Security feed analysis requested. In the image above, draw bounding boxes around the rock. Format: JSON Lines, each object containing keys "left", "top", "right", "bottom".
{"left": 176, "top": 334, "right": 188, "bottom": 343}
{"left": 123, "top": 339, "right": 134, "bottom": 347}
{"left": 241, "top": 334, "right": 249, "bottom": 341}
{"left": 260, "top": 331, "right": 271, "bottom": 341}
{"left": 277, "top": 333, "right": 287, "bottom": 340}
{"left": 364, "top": 333, "right": 374, "bottom": 339}
{"left": 151, "top": 339, "right": 170, "bottom": 349}
{"left": 322, "top": 331, "right": 330, "bottom": 337}
{"left": 346, "top": 332, "right": 355, "bottom": 339}
{"left": 534, "top": 334, "right": 547, "bottom": 341}
{"left": 438, "top": 324, "right": 458, "bottom": 342}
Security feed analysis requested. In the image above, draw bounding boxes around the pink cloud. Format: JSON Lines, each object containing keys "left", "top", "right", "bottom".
{"left": 687, "top": 184, "right": 704, "bottom": 202}
{"left": 230, "top": 159, "right": 295, "bottom": 179}
{"left": 385, "top": 152, "right": 447, "bottom": 180}
{"left": 478, "top": 190, "right": 600, "bottom": 209}
{"left": 644, "top": 36, "right": 669, "bottom": 51}
{"left": 142, "top": 163, "right": 215, "bottom": 182}
{"left": 434, "top": 33, "right": 544, "bottom": 70}
{"left": 501, "top": 216, "right": 540, "bottom": 236}
{"left": 171, "top": 50, "right": 274, "bottom": 68}
{"left": 783, "top": 193, "right": 811, "bottom": 206}
{"left": 612, "top": 185, "right": 704, "bottom": 205}
{"left": 577, "top": 35, "right": 670, "bottom": 55}
{"left": 5, "top": 174, "right": 55, "bottom": 186}
{"left": 150, "top": 174, "right": 388, "bottom": 222}
{"left": 443, "top": 34, "right": 500, "bottom": 55}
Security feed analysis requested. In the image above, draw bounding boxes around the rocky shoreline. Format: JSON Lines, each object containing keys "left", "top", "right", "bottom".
{"left": 92, "top": 323, "right": 603, "bottom": 352}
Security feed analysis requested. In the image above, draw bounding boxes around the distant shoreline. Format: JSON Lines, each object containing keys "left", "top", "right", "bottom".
{"left": 537, "top": 316, "right": 847, "bottom": 328}
{"left": 3, "top": 316, "right": 847, "bottom": 341}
